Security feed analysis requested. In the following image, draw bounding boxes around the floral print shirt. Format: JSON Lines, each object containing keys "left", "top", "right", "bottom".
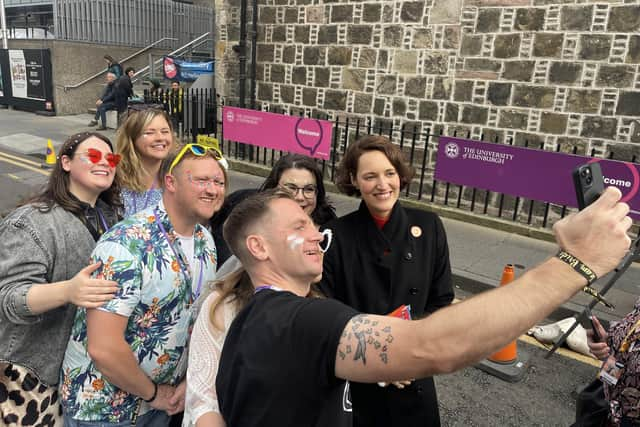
{"left": 60, "top": 200, "right": 217, "bottom": 423}
{"left": 121, "top": 187, "right": 163, "bottom": 218}
{"left": 605, "top": 298, "right": 640, "bottom": 426}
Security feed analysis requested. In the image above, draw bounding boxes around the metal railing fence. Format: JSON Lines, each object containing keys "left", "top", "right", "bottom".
{"left": 53, "top": 0, "right": 213, "bottom": 49}
{"left": 147, "top": 90, "right": 635, "bottom": 231}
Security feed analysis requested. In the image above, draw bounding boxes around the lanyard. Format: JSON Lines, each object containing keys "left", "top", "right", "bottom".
{"left": 619, "top": 317, "right": 640, "bottom": 353}
{"left": 96, "top": 207, "right": 109, "bottom": 232}
{"left": 254, "top": 285, "right": 283, "bottom": 295}
{"left": 154, "top": 208, "right": 204, "bottom": 300}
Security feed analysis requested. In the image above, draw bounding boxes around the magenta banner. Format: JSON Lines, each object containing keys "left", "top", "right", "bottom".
{"left": 222, "top": 106, "right": 333, "bottom": 160}
{"left": 435, "top": 137, "right": 640, "bottom": 219}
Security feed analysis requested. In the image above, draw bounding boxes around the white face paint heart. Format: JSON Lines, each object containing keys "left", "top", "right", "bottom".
{"left": 319, "top": 229, "right": 333, "bottom": 253}
{"left": 287, "top": 234, "right": 304, "bottom": 250}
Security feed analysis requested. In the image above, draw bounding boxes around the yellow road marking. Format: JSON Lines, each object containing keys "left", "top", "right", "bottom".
{"left": 0, "top": 152, "right": 50, "bottom": 176}
{"left": 0, "top": 151, "right": 42, "bottom": 167}
{"left": 6, "top": 173, "right": 21, "bottom": 180}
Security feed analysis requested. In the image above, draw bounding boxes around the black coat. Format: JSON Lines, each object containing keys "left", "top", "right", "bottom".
{"left": 103, "top": 75, "right": 133, "bottom": 112}
{"left": 320, "top": 201, "right": 454, "bottom": 427}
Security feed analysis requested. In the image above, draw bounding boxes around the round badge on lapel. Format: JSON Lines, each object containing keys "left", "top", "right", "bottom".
{"left": 410, "top": 226, "right": 422, "bottom": 238}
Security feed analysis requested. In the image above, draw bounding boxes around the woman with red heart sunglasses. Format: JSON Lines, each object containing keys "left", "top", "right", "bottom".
{"left": 0, "top": 132, "right": 123, "bottom": 426}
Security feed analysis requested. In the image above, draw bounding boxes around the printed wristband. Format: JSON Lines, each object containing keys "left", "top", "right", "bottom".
{"left": 555, "top": 250, "right": 597, "bottom": 285}
{"left": 144, "top": 382, "right": 158, "bottom": 403}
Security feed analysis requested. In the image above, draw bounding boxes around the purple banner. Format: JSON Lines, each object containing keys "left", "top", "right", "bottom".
{"left": 222, "top": 107, "right": 333, "bottom": 160}
{"left": 435, "top": 137, "right": 640, "bottom": 219}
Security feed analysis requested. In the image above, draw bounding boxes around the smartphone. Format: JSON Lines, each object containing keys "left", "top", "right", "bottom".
{"left": 572, "top": 162, "right": 605, "bottom": 210}
{"left": 581, "top": 308, "right": 602, "bottom": 342}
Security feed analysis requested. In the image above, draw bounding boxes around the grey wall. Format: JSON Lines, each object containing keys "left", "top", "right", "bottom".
{"left": 216, "top": 0, "right": 640, "bottom": 160}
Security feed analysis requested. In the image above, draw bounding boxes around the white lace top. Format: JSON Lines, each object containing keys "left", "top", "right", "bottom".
{"left": 183, "top": 289, "right": 239, "bottom": 426}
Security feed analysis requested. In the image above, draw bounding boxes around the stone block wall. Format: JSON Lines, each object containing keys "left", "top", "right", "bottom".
{"left": 239, "top": 0, "right": 640, "bottom": 159}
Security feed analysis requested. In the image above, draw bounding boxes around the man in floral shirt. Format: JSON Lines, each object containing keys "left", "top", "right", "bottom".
{"left": 60, "top": 143, "right": 226, "bottom": 426}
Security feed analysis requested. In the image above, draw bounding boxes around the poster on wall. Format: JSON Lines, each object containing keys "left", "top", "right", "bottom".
{"left": 9, "top": 50, "right": 27, "bottom": 99}
{"left": 0, "top": 48, "right": 54, "bottom": 112}
{"left": 24, "top": 50, "right": 45, "bottom": 100}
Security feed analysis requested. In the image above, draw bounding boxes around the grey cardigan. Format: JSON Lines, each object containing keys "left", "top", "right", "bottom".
{"left": 0, "top": 204, "right": 98, "bottom": 385}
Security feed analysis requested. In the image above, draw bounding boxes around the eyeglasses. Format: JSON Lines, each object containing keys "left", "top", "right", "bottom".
{"left": 168, "top": 143, "right": 223, "bottom": 175}
{"left": 80, "top": 148, "right": 121, "bottom": 168}
{"left": 281, "top": 183, "right": 317, "bottom": 199}
{"left": 186, "top": 172, "right": 225, "bottom": 190}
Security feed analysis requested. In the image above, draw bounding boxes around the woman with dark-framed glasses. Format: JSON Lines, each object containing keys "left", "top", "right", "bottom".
{"left": 319, "top": 135, "right": 454, "bottom": 427}
{"left": 209, "top": 153, "right": 336, "bottom": 266}
{"left": 0, "top": 132, "right": 122, "bottom": 425}
{"left": 116, "top": 108, "right": 176, "bottom": 217}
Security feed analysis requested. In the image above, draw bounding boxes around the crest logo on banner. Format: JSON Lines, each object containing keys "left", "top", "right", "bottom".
{"left": 445, "top": 142, "right": 459, "bottom": 159}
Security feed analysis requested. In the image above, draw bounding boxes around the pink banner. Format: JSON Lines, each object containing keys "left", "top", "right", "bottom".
{"left": 222, "top": 107, "right": 333, "bottom": 160}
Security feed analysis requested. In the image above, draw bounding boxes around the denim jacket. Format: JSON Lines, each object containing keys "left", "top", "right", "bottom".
{"left": 0, "top": 202, "right": 114, "bottom": 385}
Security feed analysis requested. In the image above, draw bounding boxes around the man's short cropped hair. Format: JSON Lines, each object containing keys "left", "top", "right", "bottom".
{"left": 223, "top": 189, "right": 295, "bottom": 264}
{"left": 125, "top": 67, "right": 135, "bottom": 75}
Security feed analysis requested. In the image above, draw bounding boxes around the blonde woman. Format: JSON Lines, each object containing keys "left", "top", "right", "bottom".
{"left": 117, "top": 108, "right": 175, "bottom": 217}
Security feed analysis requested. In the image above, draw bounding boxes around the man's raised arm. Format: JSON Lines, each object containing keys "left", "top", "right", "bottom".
{"left": 336, "top": 187, "right": 631, "bottom": 382}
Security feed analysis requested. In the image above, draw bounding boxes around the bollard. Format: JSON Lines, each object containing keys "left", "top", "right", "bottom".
{"left": 476, "top": 264, "right": 530, "bottom": 382}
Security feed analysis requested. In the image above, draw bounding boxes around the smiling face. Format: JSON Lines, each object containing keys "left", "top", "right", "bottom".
{"left": 264, "top": 198, "right": 324, "bottom": 281}
{"left": 352, "top": 150, "right": 400, "bottom": 219}
{"left": 61, "top": 137, "right": 116, "bottom": 205}
{"left": 277, "top": 167, "right": 317, "bottom": 216}
{"left": 134, "top": 115, "right": 172, "bottom": 163}
{"left": 167, "top": 156, "right": 226, "bottom": 223}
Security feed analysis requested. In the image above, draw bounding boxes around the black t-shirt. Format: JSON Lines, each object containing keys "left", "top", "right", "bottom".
{"left": 217, "top": 289, "right": 359, "bottom": 427}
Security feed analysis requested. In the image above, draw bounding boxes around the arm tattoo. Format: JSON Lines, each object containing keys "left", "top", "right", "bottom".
{"left": 339, "top": 314, "right": 393, "bottom": 365}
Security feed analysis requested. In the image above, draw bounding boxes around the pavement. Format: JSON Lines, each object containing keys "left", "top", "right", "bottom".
{"left": 0, "top": 106, "right": 638, "bottom": 330}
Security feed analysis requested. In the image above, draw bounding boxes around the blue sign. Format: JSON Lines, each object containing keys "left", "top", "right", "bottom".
{"left": 163, "top": 56, "right": 214, "bottom": 82}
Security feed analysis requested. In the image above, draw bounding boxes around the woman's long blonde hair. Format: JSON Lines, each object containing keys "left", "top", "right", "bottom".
{"left": 116, "top": 109, "right": 175, "bottom": 192}
{"left": 209, "top": 267, "right": 254, "bottom": 331}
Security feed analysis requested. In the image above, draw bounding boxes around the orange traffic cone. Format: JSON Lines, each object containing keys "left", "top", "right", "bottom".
{"left": 476, "top": 263, "right": 530, "bottom": 382}
{"left": 488, "top": 264, "right": 517, "bottom": 364}
{"left": 43, "top": 139, "right": 56, "bottom": 168}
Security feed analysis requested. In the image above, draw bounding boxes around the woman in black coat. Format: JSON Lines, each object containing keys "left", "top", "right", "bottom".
{"left": 320, "top": 135, "right": 454, "bottom": 427}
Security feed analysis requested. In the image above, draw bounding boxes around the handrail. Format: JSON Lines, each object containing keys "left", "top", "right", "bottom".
{"left": 62, "top": 37, "right": 178, "bottom": 91}
{"left": 132, "top": 32, "right": 212, "bottom": 83}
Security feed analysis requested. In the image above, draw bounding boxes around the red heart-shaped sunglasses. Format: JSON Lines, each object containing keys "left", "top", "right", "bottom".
{"left": 84, "top": 148, "right": 122, "bottom": 168}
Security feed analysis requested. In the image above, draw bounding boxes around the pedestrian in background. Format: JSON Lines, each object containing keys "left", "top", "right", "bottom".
{"left": 169, "top": 80, "right": 184, "bottom": 132}
{"left": 116, "top": 108, "right": 175, "bottom": 217}
{"left": 320, "top": 135, "right": 454, "bottom": 427}
{"left": 112, "top": 67, "right": 136, "bottom": 126}
{"left": 89, "top": 72, "right": 117, "bottom": 130}
{"left": 104, "top": 55, "right": 123, "bottom": 79}
{"left": 0, "top": 132, "right": 122, "bottom": 426}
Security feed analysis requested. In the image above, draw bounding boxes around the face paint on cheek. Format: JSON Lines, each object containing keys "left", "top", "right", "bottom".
{"left": 287, "top": 234, "right": 304, "bottom": 251}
